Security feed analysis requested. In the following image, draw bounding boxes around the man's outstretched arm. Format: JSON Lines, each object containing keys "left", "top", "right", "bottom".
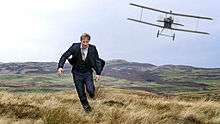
{"left": 57, "top": 44, "right": 75, "bottom": 75}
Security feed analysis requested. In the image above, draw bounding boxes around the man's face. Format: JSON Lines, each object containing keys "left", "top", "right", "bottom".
{"left": 81, "top": 37, "right": 90, "bottom": 49}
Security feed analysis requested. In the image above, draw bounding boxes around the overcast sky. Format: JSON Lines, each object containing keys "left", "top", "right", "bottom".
{"left": 0, "top": 0, "right": 219, "bottom": 67}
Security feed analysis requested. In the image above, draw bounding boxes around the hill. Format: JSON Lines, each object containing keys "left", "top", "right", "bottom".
{"left": 1, "top": 59, "right": 220, "bottom": 82}
{"left": 1, "top": 60, "right": 220, "bottom": 98}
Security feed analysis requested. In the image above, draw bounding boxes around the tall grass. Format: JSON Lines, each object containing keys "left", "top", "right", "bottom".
{"left": 0, "top": 87, "right": 219, "bottom": 124}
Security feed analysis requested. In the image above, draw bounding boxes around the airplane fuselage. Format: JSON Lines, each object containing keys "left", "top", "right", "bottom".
{"left": 164, "top": 17, "right": 173, "bottom": 29}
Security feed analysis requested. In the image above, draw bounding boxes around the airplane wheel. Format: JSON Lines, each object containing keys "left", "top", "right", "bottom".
{"left": 157, "top": 30, "right": 160, "bottom": 38}
{"left": 173, "top": 33, "right": 175, "bottom": 41}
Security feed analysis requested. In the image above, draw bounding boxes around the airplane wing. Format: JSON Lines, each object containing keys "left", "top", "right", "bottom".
{"left": 172, "top": 23, "right": 184, "bottom": 27}
{"left": 170, "top": 12, "right": 213, "bottom": 20}
{"left": 127, "top": 18, "right": 164, "bottom": 28}
{"left": 130, "top": 3, "right": 213, "bottom": 20}
{"left": 128, "top": 18, "right": 209, "bottom": 35}
{"left": 130, "top": 3, "right": 169, "bottom": 15}
{"left": 171, "top": 27, "right": 210, "bottom": 35}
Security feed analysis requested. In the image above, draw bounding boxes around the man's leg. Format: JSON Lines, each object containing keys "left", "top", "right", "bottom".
{"left": 84, "top": 72, "right": 95, "bottom": 98}
{"left": 72, "top": 73, "right": 90, "bottom": 111}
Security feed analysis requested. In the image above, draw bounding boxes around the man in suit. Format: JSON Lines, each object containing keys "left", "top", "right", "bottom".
{"left": 57, "top": 33, "right": 105, "bottom": 113}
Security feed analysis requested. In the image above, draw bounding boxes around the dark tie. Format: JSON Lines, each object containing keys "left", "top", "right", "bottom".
{"left": 81, "top": 49, "right": 86, "bottom": 61}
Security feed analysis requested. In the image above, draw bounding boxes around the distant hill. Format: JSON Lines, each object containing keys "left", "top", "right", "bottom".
{"left": 0, "top": 59, "right": 220, "bottom": 82}
{"left": 1, "top": 59, "right": 220, "bottom": 99}
{"left": 0, "top": 62, "right": 71, "bottom": 74}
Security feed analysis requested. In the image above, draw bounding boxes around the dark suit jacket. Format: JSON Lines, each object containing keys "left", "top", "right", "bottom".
{"left": 58, "top": 43, "right": 105, "bottom": 75}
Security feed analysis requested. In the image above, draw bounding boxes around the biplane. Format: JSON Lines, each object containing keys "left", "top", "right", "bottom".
{"left": 127, "top": 3, "right": 213, "bottom": 41}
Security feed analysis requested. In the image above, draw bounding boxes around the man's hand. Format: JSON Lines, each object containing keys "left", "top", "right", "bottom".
{"left": 57, "top": 68, "right": 64, "bottom": 77}
{"left": 95, "top": 75, "right": 101, "bottom": 82}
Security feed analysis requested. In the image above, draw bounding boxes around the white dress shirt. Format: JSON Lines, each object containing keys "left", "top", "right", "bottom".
{"left": 80, "top": 44, "right": 88, "bottom": 61}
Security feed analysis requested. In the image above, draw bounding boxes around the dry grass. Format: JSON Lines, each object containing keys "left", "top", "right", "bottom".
{"left": 0, "top": 86, "right": 220, "bottom": 124}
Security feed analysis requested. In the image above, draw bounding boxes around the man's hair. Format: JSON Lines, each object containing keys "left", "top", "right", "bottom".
{"left": 80, "top": 33, "right": 91, "bottom": 41}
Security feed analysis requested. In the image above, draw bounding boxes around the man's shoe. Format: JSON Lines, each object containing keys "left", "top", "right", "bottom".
{"left": 83, "top": 105, "right": 92, "bottom": 113}
{"left": 90, "top": 93, "right": 96, "bottom": 100}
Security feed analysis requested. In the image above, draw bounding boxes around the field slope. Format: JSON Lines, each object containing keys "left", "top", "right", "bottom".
{"left": 0, "top": 87, "right": 220, "bottom": 124}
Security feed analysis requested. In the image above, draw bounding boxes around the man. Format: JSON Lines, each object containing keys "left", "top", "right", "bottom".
{"left": 57, "top": 33, "right": 105, "bottom": 113}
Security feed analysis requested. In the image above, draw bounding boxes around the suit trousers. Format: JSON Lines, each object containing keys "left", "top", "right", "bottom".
{"left": 72, "top": 71, "right": 95, "bottom": 107}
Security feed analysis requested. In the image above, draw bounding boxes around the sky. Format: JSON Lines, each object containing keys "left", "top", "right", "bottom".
{"left": 0, "top": 0, "right": 219, "bottom": 68}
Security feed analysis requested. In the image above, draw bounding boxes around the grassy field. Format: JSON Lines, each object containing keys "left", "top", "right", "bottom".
{"left": 0, "top": 87, "right": 220, "bottom": 124}
{"left": 0, "top": 74, "right": 220, "bottom": 123}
